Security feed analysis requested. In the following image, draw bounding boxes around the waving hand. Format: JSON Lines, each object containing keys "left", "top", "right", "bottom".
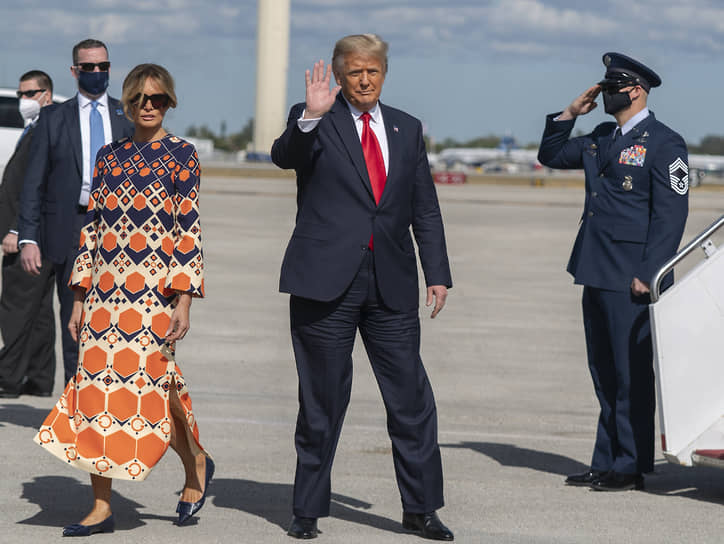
{"left": 303, "top": 60, "right": 341, "bottom": 119}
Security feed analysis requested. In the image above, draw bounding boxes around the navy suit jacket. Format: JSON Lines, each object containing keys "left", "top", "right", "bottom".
{"left": 538, "top": 111, "right": 688, "bottom": 292}
{"left": 271, "top": 94, "right": 452, "bottom": 312}
{"left": 18, "top": 95, "right": 134, "bottom": 263}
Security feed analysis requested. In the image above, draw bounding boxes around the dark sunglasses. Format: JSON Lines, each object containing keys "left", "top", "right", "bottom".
{"left": 16, "top": 89, "right": 46, "bottom": 98}
{"left": 131, "top": 93, "right": 170, "bottom": 110}
{"left": 75, "top": 61, "right": 111, "bottom": 72}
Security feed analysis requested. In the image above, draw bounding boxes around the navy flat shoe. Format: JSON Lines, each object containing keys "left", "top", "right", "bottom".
{"left": 62, "top": 515, "right": 115, "bottom": 537}
{"left": 176, "top": 457, "right": 215, "bottom": 525}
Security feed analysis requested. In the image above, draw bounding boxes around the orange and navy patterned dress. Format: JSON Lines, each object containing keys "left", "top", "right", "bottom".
{"left": 35, "top": 134, "right": 207, "bottom": 481}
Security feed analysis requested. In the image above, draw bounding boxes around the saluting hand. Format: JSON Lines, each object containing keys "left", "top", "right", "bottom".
{"left": 303, "top": 60, "right": 341, "bottom": 119}
{"left": 559, "top": 85, "right": 601, "bottom": 120}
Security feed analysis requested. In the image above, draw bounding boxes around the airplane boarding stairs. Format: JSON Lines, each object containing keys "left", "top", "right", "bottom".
{"left": 650, "top": 214, "right": 724, "bottom": 469}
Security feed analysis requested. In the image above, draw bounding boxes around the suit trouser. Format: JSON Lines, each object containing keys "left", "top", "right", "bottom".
{"left": 54, "top": 210, "right": 86, "bottom": 385}
{"left": 582, "top": 286, "right": 654, "bottom": 475}
{"left": 0, "top": 253, "right": 55, "bottom": 392}
{"left": 289, "top": 251, "right": 444, "bottom": 518}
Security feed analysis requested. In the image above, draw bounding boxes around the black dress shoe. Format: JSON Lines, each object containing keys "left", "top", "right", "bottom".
{"left": 591, "top": 471, "right": 644, "bottom": 491}
{"left": 565, "top": 470, "right": 605, "bottom": 486}
{"left": 22, "top": 383, "right": 53, "bottom": 397}
{"left": 402, "top": 511, "right": 454, "bottom": 541}
{"left": 287, "top": 516, "right": 318, "bottom": 539}
{"left": 0, "top": 386, "right": 20, "bottom": 399}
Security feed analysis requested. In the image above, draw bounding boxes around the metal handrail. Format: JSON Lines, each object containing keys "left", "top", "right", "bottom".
{"left": 650, "top": 214, "right": 724, "bottom": 302}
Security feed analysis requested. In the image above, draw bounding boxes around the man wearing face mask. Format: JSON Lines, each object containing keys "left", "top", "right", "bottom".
{"left": 538, "top": 53, "right": 688, "bottom": 491}
{"left": 17, "top": 39, "right": 134, "bottom": 386}
{"left": 0, "top": 71, "right": 56, "bottom": 398}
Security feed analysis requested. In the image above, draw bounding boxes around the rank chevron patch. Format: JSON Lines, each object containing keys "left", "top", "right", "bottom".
{"left": 669, "top": 157, "right": 689, "bottom": 195}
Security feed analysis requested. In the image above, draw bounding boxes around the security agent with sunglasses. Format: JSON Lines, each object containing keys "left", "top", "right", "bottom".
{"left": 538, "top": 52, "right": 688, "bottom": 491}
{"left": 0, "top": 71, "right": 56, "bottom": 398}
{"left": 17, "top": 38, "right": 134, "bottom": 386}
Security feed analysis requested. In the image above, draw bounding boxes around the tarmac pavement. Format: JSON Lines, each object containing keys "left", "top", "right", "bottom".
{"left": 1, "top": 176, "right": 723, "bottom": 543}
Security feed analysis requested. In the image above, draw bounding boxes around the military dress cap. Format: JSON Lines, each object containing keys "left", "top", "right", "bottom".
{"left": 599, "top": 52, "right": 661, "bottom": 92}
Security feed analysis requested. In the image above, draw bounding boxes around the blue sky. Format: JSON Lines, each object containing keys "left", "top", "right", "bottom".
{"left": 1, "top": 0, "right": 722, "bottom": 146}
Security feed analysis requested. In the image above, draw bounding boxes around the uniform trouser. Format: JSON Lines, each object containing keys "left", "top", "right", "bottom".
{"left": 54, "top": 210, "right": 86, "bottom": 385}
{"left": 289, "top": 251, "right": 444, "bottom": 518}
{"left": 0, "top": 252, "right": 55, "bottom": 393}
{"left": 582, "top": 286, "right": 654, "bottom": 475}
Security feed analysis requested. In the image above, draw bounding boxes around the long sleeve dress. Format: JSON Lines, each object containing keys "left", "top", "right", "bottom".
{"left": 35, "top": 134, "right": 209, "bottom": 480}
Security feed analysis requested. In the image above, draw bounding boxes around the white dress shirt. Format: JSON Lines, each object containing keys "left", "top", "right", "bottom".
{"left": 618, "top": 107, "right": 650, "bottom": 136}
{"left": 77, "top": 92, "right": 113, "bottom": 205}
{"left": 297, "top": 96, "right": 389, "bottom": 175}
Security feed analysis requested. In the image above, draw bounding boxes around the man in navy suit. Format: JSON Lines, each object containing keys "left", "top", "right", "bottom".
{"left": 272, "top": 34, "right": 454, "bottom": 541}
{"left": 538, "top": 53, "right": 688, "bottom": 491}
{"left": 18, "top": 38, "right": 134, "bottom": 385}
{"left": 0, "top": 70, "right": 56, "bottom": 398}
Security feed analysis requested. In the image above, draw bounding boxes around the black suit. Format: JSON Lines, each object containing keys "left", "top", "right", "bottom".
{"left": 0, "top": 125, "right": 55, "bottom": 394}
{"left": 18, "top": 95, "right": 134, "bottom": 383}
{"left": 272, "top": 94, "right": 452, "bottom": 518}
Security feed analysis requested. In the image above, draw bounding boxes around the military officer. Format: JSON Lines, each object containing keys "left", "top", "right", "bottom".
{"left": 538, "top": 52, "right": 689, "bottom": 491}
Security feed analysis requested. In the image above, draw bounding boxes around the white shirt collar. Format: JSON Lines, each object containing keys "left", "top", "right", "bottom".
{"left": 619, "top": 107, "right": 649, "bottom": 136}
{"left": 343, "top": 95, "right": 382, "bottom": 124}
{"left": 77, "top": 91, "right": 109, "bottom": 109}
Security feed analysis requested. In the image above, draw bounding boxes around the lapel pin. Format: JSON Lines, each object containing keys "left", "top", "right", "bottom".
{"left": 393, "top": 125, "right": 399, "bottom": 133}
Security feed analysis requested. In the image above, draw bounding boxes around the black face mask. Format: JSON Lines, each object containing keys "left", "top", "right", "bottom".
{"left": 602, "top": 89, "right": 632, "bottom": 115}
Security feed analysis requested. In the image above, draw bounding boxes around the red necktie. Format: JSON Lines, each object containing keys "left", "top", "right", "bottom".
{"left": 360, "top": 112, "right": 386, "bottom": 204}
{"left": 361, "top": 112, "right": 386, "bottom": 250}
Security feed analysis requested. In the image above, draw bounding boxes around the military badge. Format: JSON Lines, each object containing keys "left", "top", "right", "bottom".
{"left": 619, "top": 145, "right": 646, "bottom": 167}
{"left": 622, "top": 176, "right": 633, "bottom": 191}
{"left": 669, "top": 157, "right": 689, "bottom": 195}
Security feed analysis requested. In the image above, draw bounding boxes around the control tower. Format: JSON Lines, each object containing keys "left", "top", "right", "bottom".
{"left": 253, "top": 0, "right": 291, "bottom": 155}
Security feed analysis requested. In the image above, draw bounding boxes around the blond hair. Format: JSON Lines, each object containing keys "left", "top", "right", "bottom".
{"left": 121, "top": 63, "right": 177, "bottom": 120}
{"left": 332, "top": 34, "right": 389, "bottom": 75}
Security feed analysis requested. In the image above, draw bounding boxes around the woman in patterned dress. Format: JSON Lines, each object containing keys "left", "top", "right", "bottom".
{"left": 34, "top": 64, "right": 213, "bottom": 536}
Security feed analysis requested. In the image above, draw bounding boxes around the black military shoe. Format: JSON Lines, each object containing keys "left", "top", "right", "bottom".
{"left": 402, "top": 511, "right": 454, "bottom": 541}
{"left": 287, "top": 516, "right": 319, "bottom": 539}
{"left": 565, "top": 470, "right": 605, "bottom": 486}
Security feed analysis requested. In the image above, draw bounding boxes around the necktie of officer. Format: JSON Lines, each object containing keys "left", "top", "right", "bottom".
{"left": 360, "top": 112, "right": 386, "bottom": 250}
{"left": 88, "top": 101, "right": 105, "bottom": 204}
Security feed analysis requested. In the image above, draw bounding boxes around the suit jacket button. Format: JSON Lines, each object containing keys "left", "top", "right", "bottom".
{"left": 598, "top": 173, "right": 605, "bottom": 177}
{"left": 592, "top": 192, "right": 598, "bottom": 197}
{"left": 588, "top": 211, "right": 594, "bottom": 217}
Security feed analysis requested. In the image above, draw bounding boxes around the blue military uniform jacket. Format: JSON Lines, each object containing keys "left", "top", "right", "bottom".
{"left": 538, "top": 111, "right": 689, "bottom": 292}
